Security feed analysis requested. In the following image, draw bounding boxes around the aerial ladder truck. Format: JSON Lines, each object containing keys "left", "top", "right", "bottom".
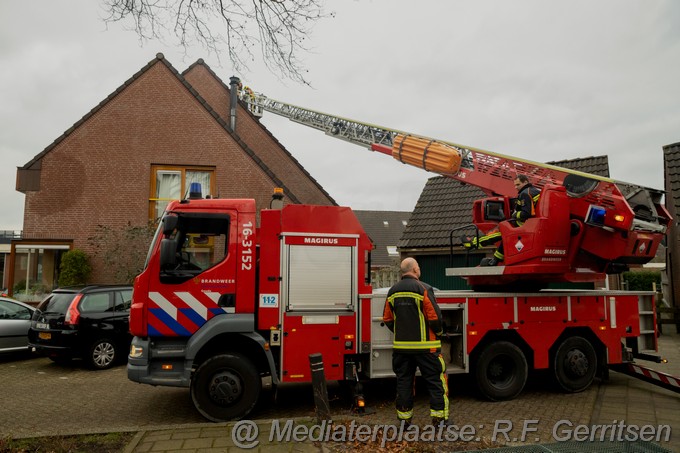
{"left": 126, "top": 82, "right": 678, "bottom": 423}
{"left": 238, "top": 83, "right": 680, "bottom": 389}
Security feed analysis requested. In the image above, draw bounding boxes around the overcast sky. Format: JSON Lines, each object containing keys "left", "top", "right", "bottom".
{"left": 1, "top": 1, "right": 679, "bottom": 231}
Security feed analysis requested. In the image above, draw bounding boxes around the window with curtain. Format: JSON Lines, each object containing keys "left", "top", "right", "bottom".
{"left": 149, "top": 166, "right": 215, "bottom": 221}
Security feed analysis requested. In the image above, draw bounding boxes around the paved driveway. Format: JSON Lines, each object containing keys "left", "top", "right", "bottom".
{"left": 1, "top": 336, "right": 678, "bottom": 451}
{"left": 0, "top": 354, "right": 205, "bottom": 438}
{"left": 1, "top": 352, "right": 597, "bottom": 443}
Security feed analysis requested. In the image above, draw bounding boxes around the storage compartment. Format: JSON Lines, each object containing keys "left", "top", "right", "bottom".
{"left": 368, "top": 293, "right": 467, "bottom": 377}
{"left": 369, "top": 292, "right": 395, "bottom": 377}
{"left": 441, "top": 304, "right": 466, "bottom": 372}
{"left": 285, "top": 244, "right": 355, "bottom": 311}
{"left": 635, "top": 294, "right": 657, "bottom": 354}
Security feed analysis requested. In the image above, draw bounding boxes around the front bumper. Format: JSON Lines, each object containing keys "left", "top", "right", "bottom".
{"left": 127, "top": 336, "right": 191, "bottom": 387}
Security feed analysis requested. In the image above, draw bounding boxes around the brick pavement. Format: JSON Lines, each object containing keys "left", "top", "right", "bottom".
{"left": 0, "top": 357, "right": 206, "bottom": 438}
{"left": 590, "top": 333, "right": 680, "bottom": 452}
{"left": 1, "top": 333, "right": 677, "bottom": 452}
{"left": 124, "top": 333, "right": 680, "bottom": 453}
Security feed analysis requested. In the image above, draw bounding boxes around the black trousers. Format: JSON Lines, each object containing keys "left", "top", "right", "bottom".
{"left": 494, "top": 219, "right": 521, "bottom": 258}
{"left": 392, "top": 351, "right": 449, "bottom": 420}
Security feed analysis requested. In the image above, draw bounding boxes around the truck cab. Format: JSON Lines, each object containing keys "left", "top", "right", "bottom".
{"left": 128, "top": 193, "right": 373, "bottom": 421}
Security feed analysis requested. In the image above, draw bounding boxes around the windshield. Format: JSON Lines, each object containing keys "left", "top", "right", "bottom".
{"left": 144, "top": 220, "right": 164, "bottom": 270}
{"left": 160, "top": 213, "right": 231, "bottom": 284}
{"left": 39, "top": 293, "right": 76, "bottom": 314}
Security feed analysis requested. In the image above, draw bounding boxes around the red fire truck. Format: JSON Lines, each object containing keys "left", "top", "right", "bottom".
{"left": 127, "top": 83, "right": 674, "bottom": 422}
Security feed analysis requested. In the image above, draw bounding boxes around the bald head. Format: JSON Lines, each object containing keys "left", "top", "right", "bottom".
{"left": 400, "top": 257, "right": 421, "bottom": 278}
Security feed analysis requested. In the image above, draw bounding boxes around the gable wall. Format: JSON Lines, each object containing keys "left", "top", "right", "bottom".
{"left": 22, "top": 61, "right": 279, "bottom": 283}
{"left": 183, "top": 65, "right": 335, "bottom": 206}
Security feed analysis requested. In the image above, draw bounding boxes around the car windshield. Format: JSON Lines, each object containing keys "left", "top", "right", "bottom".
{"left": 39, "top": 293, "right": 76, "bottom": 314}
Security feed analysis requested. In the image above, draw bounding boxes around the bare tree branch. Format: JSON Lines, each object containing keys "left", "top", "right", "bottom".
{"left": 102, "top": 0, "right": 331, "bottom": 84}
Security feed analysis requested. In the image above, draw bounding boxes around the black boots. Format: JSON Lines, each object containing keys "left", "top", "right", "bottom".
{"left": 480, "top": 257, "right": 499, "bottom": 266}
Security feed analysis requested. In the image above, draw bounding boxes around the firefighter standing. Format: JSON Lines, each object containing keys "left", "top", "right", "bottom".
{"left": 383, "top": 257, "right": 449, "bottom": 426}
{"left": 462, "top": 174, "right": 540, "bottom": 266}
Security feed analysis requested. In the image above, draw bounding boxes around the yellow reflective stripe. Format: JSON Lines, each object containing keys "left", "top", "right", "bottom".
{"left": 388, "top": 292, "right": 424, "bottom": 302}
{"left": 438, "top": 354, "right": 449, "bottom": 419}
{"left": 475, "top": 231, "right": 501, "bottom": 244}
{"left": 531, "top": 193, "right": 540, "bottom": 215}
{"left": 431, "top": 409, "right": 446, "bottom": 418}
{"left": 418, "top": 299, "right": 427, "bottom": 341}
{"left": 393, "top": 340, "right": 442, "bottom": 349}
{"left": 494, "top": 250, "right": 504, "bottom": 260}
{"left": 397, "top": 409, "right": 413, "bottom": 420}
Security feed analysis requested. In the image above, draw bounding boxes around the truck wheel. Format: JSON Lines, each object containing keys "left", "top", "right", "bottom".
{"left": 88, "top": 338, "right": 118, "bottom": 370}
{"left": 191, "top": 353, "right": 261, "bottom": 422}
{"left": 474, "top": 341, "right": 527, "bottom": 401}
{"left": 553, "top": 336, "right": 597, "bottom": 393}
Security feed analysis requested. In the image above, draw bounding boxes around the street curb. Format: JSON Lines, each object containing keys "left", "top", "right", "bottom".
{"left": 122, "top": 430, "right": 145, "bottom": 453}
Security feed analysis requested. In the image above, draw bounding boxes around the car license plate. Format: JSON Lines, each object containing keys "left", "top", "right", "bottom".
{"left": 38, "top": 332, "right": 52, "bottom": 340}
{"left": 36, "top": 322, "right": 49, "bottom": 329}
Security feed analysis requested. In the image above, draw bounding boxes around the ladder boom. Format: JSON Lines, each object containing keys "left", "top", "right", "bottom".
{"left": 241, "top": 89, "right": 396, "bottom": 150}
{"left": 239, "top": 86, "right": 669, "bottom": 235}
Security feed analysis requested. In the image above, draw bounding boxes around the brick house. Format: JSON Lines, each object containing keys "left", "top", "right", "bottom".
{"left": 10, "top": 53, "right": 334, "bottom": 299}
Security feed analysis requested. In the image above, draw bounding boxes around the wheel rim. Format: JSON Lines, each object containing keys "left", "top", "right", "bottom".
{"left": 209, "top": 370, "right": 243, "bottom": 406}
{"left": 564, "top": 348, "right": 589, "bottom": 378}
{"left": 93, "top": 342, "right": 115, "bottom": 367}
{"left": 486, "top": 354, "right": 516, "bottom": 389}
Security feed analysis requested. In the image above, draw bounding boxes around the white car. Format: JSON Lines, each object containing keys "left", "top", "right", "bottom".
{"left": 0, "top": 296, "right": 36, "bottom": 354}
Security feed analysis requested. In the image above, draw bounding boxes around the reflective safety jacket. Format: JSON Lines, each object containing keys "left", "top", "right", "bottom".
{"left": 513, "top": 183, "right": 541, "bottom": 225}
{"left": 383, "top": 276, "right": 443, "bottom": 353}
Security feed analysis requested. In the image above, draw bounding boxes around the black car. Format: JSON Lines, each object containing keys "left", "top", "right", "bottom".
{"left": 28, "top": 286, "right": 133, "bottom": 369}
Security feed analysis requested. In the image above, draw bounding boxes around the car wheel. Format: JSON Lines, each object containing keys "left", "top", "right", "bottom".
{"left": 473, "top": 341, "right": 528, "bottom": 401}
{"left": 88, "top": 338, "right": 118, "bottom": 370}
{"left": 191, "top": 353, "right": 261, "bottom": 422}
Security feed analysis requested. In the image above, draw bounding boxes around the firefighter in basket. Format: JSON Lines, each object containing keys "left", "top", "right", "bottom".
{"left": 462, "top": 174, "right": 541, "bottom": 266}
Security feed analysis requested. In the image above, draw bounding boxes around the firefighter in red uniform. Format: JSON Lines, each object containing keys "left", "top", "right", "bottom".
{"left": 462, "top": 174, "right": 540, "bottom": 266}
{"left": 383, "top": 257, "right": 449, "bottom": 426}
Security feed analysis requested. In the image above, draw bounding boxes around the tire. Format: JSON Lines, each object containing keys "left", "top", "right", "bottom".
{"left": 191, "top": 353, "right": 261, "bottom": 422}
{"left": 473, "top": 341, "right": 528, "bottom": 401}
{"left": 88, "top": 338, "right": 118, "bottom": 370}
{"left": 553, "top": 336, "right": 597, "bottom": 393}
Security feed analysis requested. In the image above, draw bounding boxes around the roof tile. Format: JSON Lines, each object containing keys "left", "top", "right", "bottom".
{"left": 354, "top": 210, "right": 411, "bottom": 266}
{"left": 664, "top": 142, "right": 680, "bottom": 213}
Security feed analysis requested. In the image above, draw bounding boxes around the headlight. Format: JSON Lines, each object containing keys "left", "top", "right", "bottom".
{"left": 129, "top": 344, "right": 144, "bottom": 358}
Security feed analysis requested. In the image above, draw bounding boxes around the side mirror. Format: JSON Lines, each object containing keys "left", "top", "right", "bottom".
{"left": 162, "top": 215, "right": 179, "bottom": 236}
{"left": 160, "top": 238, "right": 178, "bottom": 269}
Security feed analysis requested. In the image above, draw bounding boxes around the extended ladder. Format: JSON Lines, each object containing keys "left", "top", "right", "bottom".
{"left": 240, "top": 87, "right": 399, "bottom": 151}
{"left": 238, "top": 85, "right": 667, "bottom": 234}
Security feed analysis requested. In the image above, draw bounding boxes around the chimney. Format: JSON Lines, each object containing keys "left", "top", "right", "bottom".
{"left": 229, "top": 76, "right": 240, "bottom": 132}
